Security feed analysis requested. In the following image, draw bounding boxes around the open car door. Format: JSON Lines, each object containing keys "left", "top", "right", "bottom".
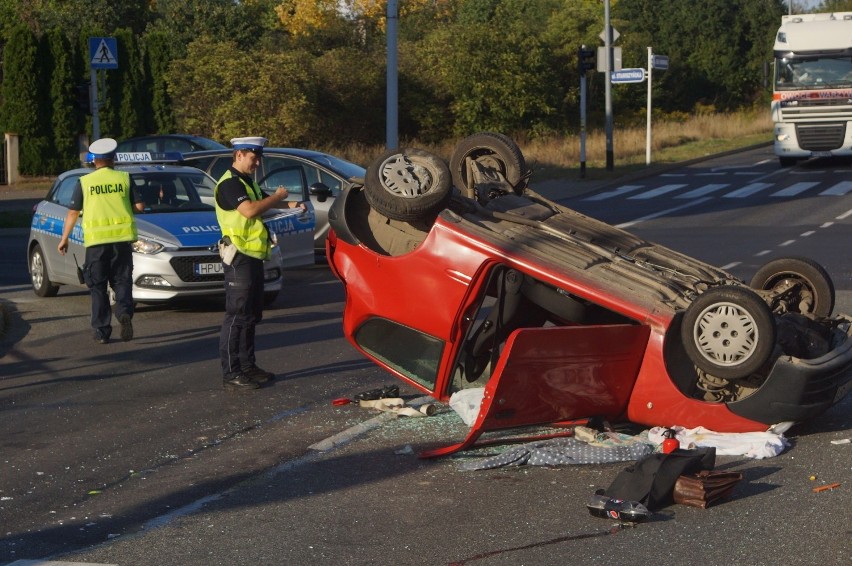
{"left": 421, "top": 323, "right": 650, "bottom": 458}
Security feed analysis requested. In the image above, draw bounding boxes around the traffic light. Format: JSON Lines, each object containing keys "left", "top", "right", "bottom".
{"left": 75, "top": 83, "right": 90, "bottom": 113}
{"left": 578, "top": 46, "right": 596, "bottom": 74}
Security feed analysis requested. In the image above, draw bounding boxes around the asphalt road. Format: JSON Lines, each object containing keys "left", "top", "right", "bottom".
{"left": 1, "top": 149, "right": 851, "bottom": 565}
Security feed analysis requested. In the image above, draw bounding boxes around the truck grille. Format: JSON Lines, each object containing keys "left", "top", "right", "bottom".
{"left": 170, "top": 255, "right": 224, "bottom": 283}
{"left": 795, "top": 123, "right": 847, "bottom": 151}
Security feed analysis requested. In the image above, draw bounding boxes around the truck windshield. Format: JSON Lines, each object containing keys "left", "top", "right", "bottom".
{"left": 775, "top": 56, "right": 852, "bottom": 90}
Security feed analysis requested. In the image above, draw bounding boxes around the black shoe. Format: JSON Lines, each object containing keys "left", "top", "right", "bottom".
{"left": 242, "top": 365, "right": 275, "bottom": 383}
{"left": 94, "top": 333, "right": 109, "bottom": 344}
{"left": 223, "top": 374, "right": 260, "bottom": 391}
{"left": 119, "top": 314, "right": 133, "bottom": 342}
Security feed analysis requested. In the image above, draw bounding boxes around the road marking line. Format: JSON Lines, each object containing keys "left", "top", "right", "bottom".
{"left": 723, "top": 182, "right": 773, "bottom": 198}
{"left": 675, "top": 183, "right": 729, "bottom": 199}
{"left": 819, "top": 181, "right": 852, "bottom": 196}
{"left": 584, "top": 185, "right": 643, "bottom": 201}
{"left": 779, "top": 240, "right": 796, "bottom": 247}
{"left": 615, "top": 197, "right": 711, "bottom": 228}
{"left": 771, "top": 182, "right": 818, "bottom": 197}
{"left": 627, "top": 184, "right": 687, "bottom": 199}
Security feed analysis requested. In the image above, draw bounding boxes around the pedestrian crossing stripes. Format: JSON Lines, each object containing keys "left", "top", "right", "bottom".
{"left": 583, "top": 180, "right": 852, "bottom": 201}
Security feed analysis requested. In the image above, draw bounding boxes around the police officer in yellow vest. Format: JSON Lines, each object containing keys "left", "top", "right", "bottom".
{"left": 58, "top": 138, "right": 145, "bottom": 344}
{"left": 215, "top": 136, "right": 306, "bottom": 391}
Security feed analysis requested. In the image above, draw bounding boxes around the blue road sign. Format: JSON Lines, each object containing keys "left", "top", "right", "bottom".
{"left": 89, "top": 37, "right": 118, "bottom": 70}
{"left": 611, "top": 68, "right": 645, "bottom": 84}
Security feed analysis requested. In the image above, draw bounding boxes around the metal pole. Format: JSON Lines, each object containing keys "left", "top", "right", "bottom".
{"left": 386, "top": 0, "right": 399, "bottom": 150}
{"left": 90, "top": 68, "right": 100, "bottom": 140}
{"left": 646, "top": 47, "right": 652, "bottom": 165}
{"left": 580, "top": 70, "right": 587, "bottom": 178}
{"left": 604, "top": 0, "right": 614, "bottom": 171}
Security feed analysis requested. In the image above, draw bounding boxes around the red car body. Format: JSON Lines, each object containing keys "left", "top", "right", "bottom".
{"left": 326, "top": 168, "right": 852, "bottom": 456}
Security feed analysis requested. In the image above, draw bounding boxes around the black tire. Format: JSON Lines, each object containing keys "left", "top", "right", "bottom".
{"left": 681, "top": 286, "right": 776, "bottom": 380}
{"left": 750, "top": 256, "right": 834, "bottom": 317}
{"left": 263, "top": 291, "right": 279, "bottom": 306}
{"left": 778, "top": 156, "right": 797, "bottom": 167}
{"left": 449, "top": 132, "right": 527, "bottom": 198}
{"left": 30, "top": 243, "right": 60, "bottom": 297}
{"left": 364, "top": 148, "right": 452, "bottom": 222}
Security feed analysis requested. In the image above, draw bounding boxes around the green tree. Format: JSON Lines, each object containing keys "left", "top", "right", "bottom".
{"left": 167, "top": 38, "right": 321, "bottom": 145}
{"left": 0, "top": 25, "right": 52, "bottom": 174}
{"left": 46, "top": 29, "right": 80, "bottom": 171}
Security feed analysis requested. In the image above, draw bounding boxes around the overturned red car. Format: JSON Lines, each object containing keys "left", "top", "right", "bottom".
{"left": 326, "top": 133, "right": 852, "bottom": 456}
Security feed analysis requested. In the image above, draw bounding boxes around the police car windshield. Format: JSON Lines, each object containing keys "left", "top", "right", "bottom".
{"left": 132, "top": 171, "right": 216, "bottom": 213}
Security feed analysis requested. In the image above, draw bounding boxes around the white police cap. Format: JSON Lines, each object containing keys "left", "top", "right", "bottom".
{"left": 230, "top": 136, "right": 268, "bottom": 154}
{"left": 88, "top": 137, "right": 118, "bottom": 159}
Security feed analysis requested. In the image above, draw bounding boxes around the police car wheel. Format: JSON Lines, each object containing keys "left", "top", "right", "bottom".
{"left": 30, "top": 243, "right": 60, "bottom": 297}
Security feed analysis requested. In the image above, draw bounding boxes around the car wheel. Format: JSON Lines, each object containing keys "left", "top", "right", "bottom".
{"left": 750, "top": 256, "right": 834, "bottom": 317}
{"left": 30, "top": 243, "right": 60, "bottom": 297}
{"left": 449, "top": 132, "right": 528, "bottom": 200}
{"left": 681, "top": 286, "right": 776, "bottom": 380}
{"left": 263, "top": 291, "right": 279, "bottom": 306}
{"left": 364, "top": 148, "right": 452, "bottom": 222}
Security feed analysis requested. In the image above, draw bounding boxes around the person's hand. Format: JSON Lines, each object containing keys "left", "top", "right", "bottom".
{"left": 58, "top": 237, "right": 69, "bottom": 255}
{"left": 274, "top": 186, "right": 288, "bottom": 201}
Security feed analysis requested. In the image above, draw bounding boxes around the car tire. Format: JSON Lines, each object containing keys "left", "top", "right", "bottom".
{"left": 263, "top": 291, "right": 279, "bottom": 306}
{"left": 750, "top": 256, "right": 834, "bottom": 317}
{"left": 449, "top": 132, "right": 528, "bottom": 199}
{"left": 681, "top": 286, "right": 776, "bottom": 380}
{"left": 30, "top": 243, "right": 60, "bottom": 297}
{"left": 364, "top": 148, "right": 452, "bottom": 222}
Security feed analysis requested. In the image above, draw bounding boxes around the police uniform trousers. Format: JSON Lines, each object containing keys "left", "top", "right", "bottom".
{"left": 220, "top": 252, "right": 264, "bottom": 378}
{"left": 84, "top": 242, "right": 134, "bottom": 339}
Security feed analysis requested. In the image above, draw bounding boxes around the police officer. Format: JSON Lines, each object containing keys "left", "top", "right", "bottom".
{"left": 214, "top": 136, "right": 305, "bottom": 391}
{"left": 58, "top": 138, "right": 145, "bottom": 344}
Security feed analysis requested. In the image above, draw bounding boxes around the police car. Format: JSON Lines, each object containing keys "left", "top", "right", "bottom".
{"left": 27, "top": 152, "right": 316, "bottom": 303}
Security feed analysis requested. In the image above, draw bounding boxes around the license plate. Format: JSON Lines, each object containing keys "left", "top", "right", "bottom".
{"left": 812, "top": 151, "right": 831, "bottom": 157}
{"left": 195, "top": 261, "right": 224, "bottom": 275}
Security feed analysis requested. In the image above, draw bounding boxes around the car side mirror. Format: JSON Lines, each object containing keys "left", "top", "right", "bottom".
{"left": 309, "top": 182, "right": 332, "bottom": 203}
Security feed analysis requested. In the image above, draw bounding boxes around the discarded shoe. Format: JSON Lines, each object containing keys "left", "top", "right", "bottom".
{"left": 243, "top": 365, "right": 275, "bottom": 384}
{"left": 354, "top": 384, "right": 400, "bottom": 402}
{"left": 223, "top": 374, "right": 260, "bottom": 391}
{"left": 119, "top": 314, "right": 133, "bottom": 342}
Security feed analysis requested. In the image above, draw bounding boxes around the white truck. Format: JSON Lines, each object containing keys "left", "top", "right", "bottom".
{"left": 772, "top": 12, "right": 852, "bottom": 166}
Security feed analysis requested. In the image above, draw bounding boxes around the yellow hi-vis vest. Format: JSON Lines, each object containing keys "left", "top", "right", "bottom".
{"left": 214, "top": 170, "right": 271, "bottom": 260}
{"left": 80, "top": 167, "right": 137, "bottom": 247}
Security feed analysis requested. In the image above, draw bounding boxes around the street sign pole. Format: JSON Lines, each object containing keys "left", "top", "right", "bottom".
{"left": 88, "top": 37, "right": 119, "bottom": 141}
{"left": 647, "top": 47, "right": 653, "bottom": 165}
{"left": 603, "top": 0, "right": 614, "bottom": 171}
{"left": 580, "top": 70, "right": 588, "bottom": 178}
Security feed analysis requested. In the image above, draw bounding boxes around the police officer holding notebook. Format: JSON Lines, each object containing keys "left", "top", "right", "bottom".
{"left": 214, "top": 136, "right": 305, "bottom": 391}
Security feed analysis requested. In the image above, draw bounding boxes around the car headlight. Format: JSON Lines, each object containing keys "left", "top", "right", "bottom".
{"left": 132, "top": 237, "right": 164, "bottom": 254}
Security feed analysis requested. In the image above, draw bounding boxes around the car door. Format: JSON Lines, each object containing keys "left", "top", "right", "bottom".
{"left": 258, "top": 165, "right": 316, "bottom": 267}
{"left": 37, "top": 174, "right": 86, "bottom": 284}
{"left": 259, "top": 155, "right": 342, "bottom": 250}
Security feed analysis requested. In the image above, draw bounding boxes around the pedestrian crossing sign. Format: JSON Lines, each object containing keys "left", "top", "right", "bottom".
{"left": 89, "top": 37, "right": 118, "bottom": 69}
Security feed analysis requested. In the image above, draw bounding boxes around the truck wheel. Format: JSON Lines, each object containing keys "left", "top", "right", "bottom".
{"left": 450, "top": 132, "right": 527, "bottom": 200}
{"left": 681, "top": 286, "right": 776, "bottom": 380}
{"left": 30, "top": 243, "right": 60, "bottom": 297}
{"left": 778, "top": 156, "right": 798, "bottom": 167}
{"left": 750, "top": 256, "right": 834, "bottom": 317}
{"left": 364, "top": 148, "right": 452, "bottom": 222}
